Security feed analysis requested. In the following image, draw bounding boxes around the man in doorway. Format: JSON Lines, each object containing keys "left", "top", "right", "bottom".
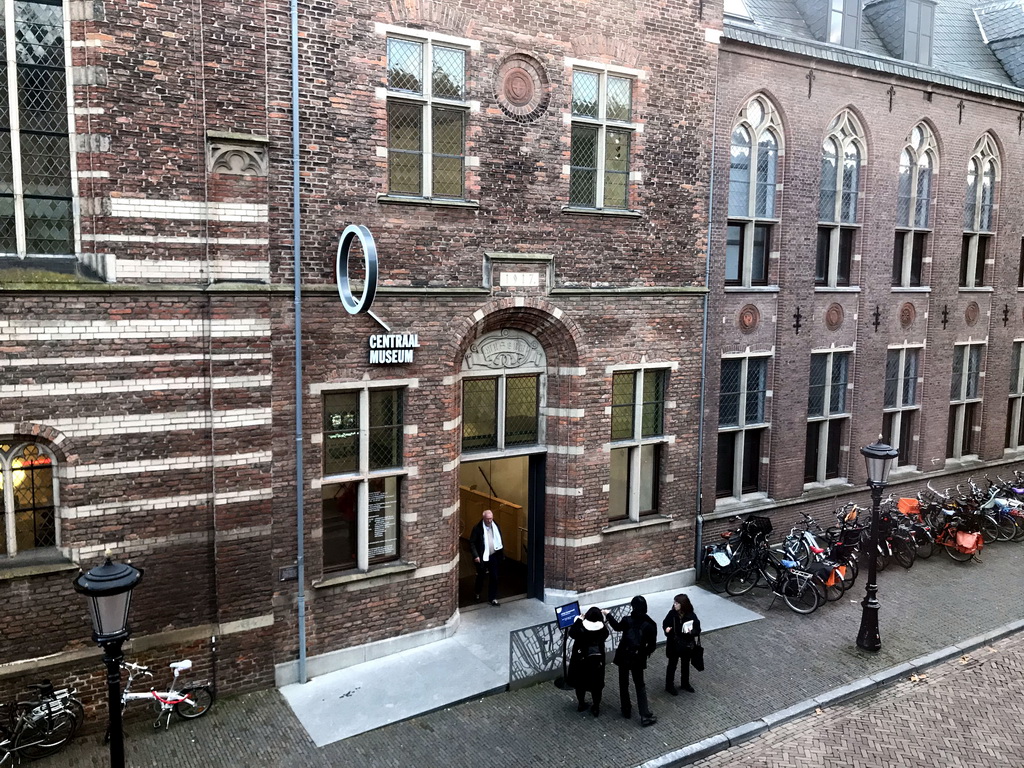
{"left": 470, "top": 509, "right": 504, "bottom": 606}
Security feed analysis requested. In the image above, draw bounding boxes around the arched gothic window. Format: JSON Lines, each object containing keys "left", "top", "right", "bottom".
{"left": 726, "top": 95, "right": 782, "bottom": 287}
{"left": 0, "top": 442, "right": 58, "bottom": 557}
{"left": 893, "top": 123, "right": 936, "bottom": 287}
{"left": 961, "top": 134, "right": 999, "bottom": 288}
{"left": 817, "top": 111, "right": 864, "bottom": 287}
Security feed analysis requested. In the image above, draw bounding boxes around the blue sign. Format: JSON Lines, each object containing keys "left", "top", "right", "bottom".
{"left": 555, "top": 601, "right": 581, "bottom": 630}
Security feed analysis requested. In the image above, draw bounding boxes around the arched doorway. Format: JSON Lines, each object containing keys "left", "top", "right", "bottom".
{"left": 458, "top": 330, "right": 547, "bottom": 606}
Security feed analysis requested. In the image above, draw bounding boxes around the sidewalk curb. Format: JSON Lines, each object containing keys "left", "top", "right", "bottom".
{"left": 637, "top": 618, "right": 1024, "bottom": 768}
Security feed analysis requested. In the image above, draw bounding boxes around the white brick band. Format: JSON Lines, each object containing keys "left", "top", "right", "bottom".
{"left": 0, "top": 319, "right": 270, "bottom": 342}
{"left": 50, "top": 408, "right": 272, "bottom": 437}
{"left": 109, "top": 198, "right": 269, "bottom": 222}
{"left": 0, "top": 375, "right": 270, "bottom": 398}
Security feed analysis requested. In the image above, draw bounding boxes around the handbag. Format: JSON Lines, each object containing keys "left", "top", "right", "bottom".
{"left": 690, "top": 636, "right": 705, "bottom": 672}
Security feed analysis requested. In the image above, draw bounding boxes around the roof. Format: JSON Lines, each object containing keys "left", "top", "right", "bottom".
{"left": 724, "top": 0, "right": 1024, "bottom": 101}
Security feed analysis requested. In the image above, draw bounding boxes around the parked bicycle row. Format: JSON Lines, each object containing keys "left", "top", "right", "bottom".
{"left": 700, "top": 471, "right": 1024, "bottom": 615}
{"left": 0, "top": 657, "right": 213, "bottom": 765}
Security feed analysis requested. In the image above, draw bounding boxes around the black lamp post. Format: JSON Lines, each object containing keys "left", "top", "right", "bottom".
{"left": 856, "top": 438, "right": 899, "bottom": 652}
{"left": 73, "top": 553, "right": 143, "bottom": 768}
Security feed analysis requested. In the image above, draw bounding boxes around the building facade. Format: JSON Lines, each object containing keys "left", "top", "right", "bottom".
{"left": 703, "top": 0, "right": 1024, "bottom": 539}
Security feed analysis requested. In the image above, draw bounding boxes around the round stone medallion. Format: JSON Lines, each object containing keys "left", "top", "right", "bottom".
{"left": 825, "top": 303, "right": 845, "bottom": 331}
{"left": 495, "top": 54, "right": 549, "bottom": 122}
{"left": 738, "top": 304, "right": 760, "bottom": 334}
{"left": 900, "top": 302, "right": 916, "bottom": 329}
{"left": 965, "top": 301, "right": 980, "bottom": 326}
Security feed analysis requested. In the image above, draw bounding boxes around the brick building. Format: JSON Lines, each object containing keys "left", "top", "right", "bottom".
{"left": 1, "top": 0, "right": 719, "bottom": 699}
{"left": 703, "top": 0, "right": 1024, "bottom": 539}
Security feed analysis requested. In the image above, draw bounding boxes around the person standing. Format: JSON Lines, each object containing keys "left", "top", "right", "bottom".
{"left": 663, "top": 593, "right": 701, "bottom": 694}
{"left": 567, "top": 607, "right": 610, "bottom": 717}
{"left": 469, "top": 509, "right": 504, "bottom": 606}
{"left": 607, "top": 595, "right": 658, "bottom": 726}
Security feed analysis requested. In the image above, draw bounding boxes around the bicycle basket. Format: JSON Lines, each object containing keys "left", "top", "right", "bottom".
{"left": 897, "top": 498, "right": 922, "bottom": 520}
{"left": 742, "top": 515, "right": 772, "bottom": 537}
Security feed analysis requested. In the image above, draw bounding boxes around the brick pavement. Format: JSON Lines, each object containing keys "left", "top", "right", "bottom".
{"left": 59, "top": 542, "right": 1024, "bottom": 768}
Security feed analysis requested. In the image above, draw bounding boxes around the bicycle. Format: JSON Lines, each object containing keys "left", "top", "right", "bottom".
{"left": 725, "top": 535, "right": 822, "bottom": 614}
{"left": 110, "top": 659, "right": 214, "bottom": 738}
{"left": 0, "top": 681, "right": 83, "bottom": 766}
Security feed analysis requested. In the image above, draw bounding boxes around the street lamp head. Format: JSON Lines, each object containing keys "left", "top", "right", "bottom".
{"left": 861, "top": 436, "right": 899, "bottom": 487}
{"left": 73, "top": 553, "right": 143, "bottom": 644}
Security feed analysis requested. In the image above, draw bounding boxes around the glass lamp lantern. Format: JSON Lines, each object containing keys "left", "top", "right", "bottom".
{"left": 73, "top": 556, "right": 144, "bottom": 643}
{"left": 861, "top": 438, "right": 899, "bottom": 486}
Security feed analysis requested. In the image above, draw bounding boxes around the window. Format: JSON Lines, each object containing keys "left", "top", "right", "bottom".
{"left": 893, "top": 125, "right": 934, "bottom": 287}
{"left": 717, "top": 356, "right": 769, "bottom": 499}
{"left": 882, "top": 347, "right": 921, "bottom": 468}
{"left": 904, "top": 0, "right": 935, "bottom": 66}
{"left": 947, "top": 344, "right": 983, "bottom": 459}
{"left": 462, "top": 374, "right": 540, "bottom": 452}
{"left": 1018, "top": 238, "right": 1024, "bottom": 288}
{"left": 385, "top": 34, "right": 469, "bottom": 200}
{"left": 569, "top": 66, "right": 636, "bottom": 210}
{"left": 609, "top": 368, "right": 667, "bottom": 520}
{"left": 727, "top": 96, "right": 780, "bottom": 286}
{"left": 322, "top": 388, "right": 404, "bottom": 571}
{"left": 0, "top": 442, "right": 57, "bottom": 556}
{"left": 805, "top": 351, "right": 850, "bottom": 483}
{"left": 0, "top": 0, "right": 74, "bottom": 258}
{"left": 960, "top": 135, "right": 998, "bottom": 289}
{"left": 818, "top": 112, "right": 863, "bottom": 287}
{"left": 1006, "top": 341, "right": 1024, "bottom": 450}
{"left": 828, "top": 0, "right": 860, "bottom": 47}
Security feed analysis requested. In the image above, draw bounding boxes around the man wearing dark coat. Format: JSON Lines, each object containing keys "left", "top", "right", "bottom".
{"left": 469, "top": 509, "right": 504, "bottom": 606}
{"left": 607, "top": 595, "right": 659, "bottom": 726}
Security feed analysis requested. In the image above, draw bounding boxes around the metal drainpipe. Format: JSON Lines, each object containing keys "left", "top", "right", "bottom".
{"left": 694, "top": 51, "right": 721, "bottom": 579}
{"left": 290, "top": 0, "right": 307, "bottom": 684}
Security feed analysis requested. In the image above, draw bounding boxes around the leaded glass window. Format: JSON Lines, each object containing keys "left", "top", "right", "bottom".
{"left": 717, "top": 356, "right": 770, "bottom": 499}
{"left": 805, "top": 351, "right": 850, "bottom": 483}
{"left": 462, "top": 374, "right": 540, "bottom": 453}
{"left": 961, "top": 135, "right": 998, "bottom": 288}
{"left": 609, "top": 367, "right": 667, "bottom": 520}
{"left": 818, "top": 111, "right": 864, "bottom": 287}
{"left": 1, "top": 441, "right": 57, "bottom": 556}
{"left": 0, "top": 0, "right": 74, "bottom": 258}
{"left": 948, "top": 344, "right": 984, "bottom": 460}
{"left": 569, "top": 66, "right": 636, "bottom": 210}
{"left": 883, "top": 347, "right": 921, "bottom": 468}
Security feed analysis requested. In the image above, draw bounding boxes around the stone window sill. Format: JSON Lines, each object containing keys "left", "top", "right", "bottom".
{"left": 377, "top": 195, "right": 480, "bottom": 210}
{"left": 313, "top": 561, "right": 416, "bottom": 589}
{"left": 890, "top": 286, "right": 931, "bottom": 293}
{"left": 0, "top": 550, "right": 79, "bottom": 582}
{"left": 561, "top": 206, "right": 643, "bottom": 219}
{"left": 813, "top": 286, "right": 861, "bottom": 293}
{"left": 958, "top": 286, "right": 994, "bottom": 293}
{"left": 724, "top": 285, "right": 780, "bottom": 293}
{"left": 602, "top": 514, "right": 672, "bottom": 535}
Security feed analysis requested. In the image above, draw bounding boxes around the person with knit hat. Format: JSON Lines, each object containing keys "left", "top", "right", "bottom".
{"left": 663, "top": 593, "right": 701, "bottom": 694}
{"left": 607, "top": 595, "right": 659, "bottom": 726}
{"left": 567, "top": 606, "right": 610, "bottom": 716}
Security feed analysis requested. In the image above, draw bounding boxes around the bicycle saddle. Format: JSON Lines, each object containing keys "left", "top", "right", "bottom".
{"left": 170, "top": 660, "right": 193, "bottom": 672}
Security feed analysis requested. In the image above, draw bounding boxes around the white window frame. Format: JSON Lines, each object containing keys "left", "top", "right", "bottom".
{"left": 883, "top": 346, "right": 922, "bottom": 468}
{"left": 567, "top": 59, "right": 641, "bottom": 211}
{"left": 818, "top": 111, "right": 864, "bottom": 288}
{"left": 383, "top": 27, "right": 473, "bottom": 200}
{"left": 806, "top": 350, "right": 851, "bottom": 484}
{"left": 717, "top": 353, "right": 771, "bottom": 500}
{"left": 320, "top": 384, "right": 406, "bottom": 573}
{"left": 1007, "top": 340, "right": 1024, "bottom": 450}
{"left": 948, "top": 343, "right": 984, "bottom": 460}
{"left": 893, "top": 124, "right": 935, "bottom": 288}
{"left": 1, "top": 0, "right": 80, "bottom": 260}
{"left": 608, "top": 364, "right": 670, "bottom": 522}
{"left": 726, "top": 95, "right": 782, "bottom": 287}
{"left": 1, "top": 441, "right": 60, "bottom": 557}
{"left": 961, "top": 135, "right": 999, "bottom": 289}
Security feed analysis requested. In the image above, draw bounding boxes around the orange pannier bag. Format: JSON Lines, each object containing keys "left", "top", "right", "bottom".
{"left": 955, "top": 531, "right": 983, "bottom": 554}
{"left": 898, "top": 497, "right": 922, "bottom": 520}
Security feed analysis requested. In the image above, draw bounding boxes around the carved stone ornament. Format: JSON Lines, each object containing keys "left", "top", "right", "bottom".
{"left": 965, "top": 301, "right": 980, "bottom": 327}
{"left": 463, "top": 329, "right": 546, "bottom": 371}
{"left": 207, "top": 140, "right": 269, "bottom": 176}
{"left": 495, "top": 54, "right": 549, "bottom": 123}
{"left": 900, "top": 302, "right": 916, "bottom": 329}
{"left": 738, "top": 304, "right": 760, "bottom": 334}
{"left": 825, "top": 303, "right": 845, "bottom": 331}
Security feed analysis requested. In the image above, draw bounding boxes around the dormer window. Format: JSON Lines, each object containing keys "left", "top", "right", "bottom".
{"left": 904, "top": 0, "right": 935, "bottom": 66}
{"left": 829, "top": 0, "right": 860, "bottom": 47}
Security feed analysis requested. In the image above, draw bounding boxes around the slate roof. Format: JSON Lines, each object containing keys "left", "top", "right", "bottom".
{"left": 724, "top": 0, "right": 1024, "bottom": 102}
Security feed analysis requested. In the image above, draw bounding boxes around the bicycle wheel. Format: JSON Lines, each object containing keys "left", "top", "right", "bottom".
{"left": 174, "top": 686, "right": 214, "bottom": 719}
{"left": 893, "top": 538, "right": 915, "bottom": 569}
{"left": 823, "top": 571, "right": 845, "bottom": 601}
{"left": 1012, "top": 515, "right": 1024, "bottom": 543}
{"left": 874, "top": 542, "right": 890, "bottom": 572}
{"left": 943, "top": 539, "right": 973, "bottom": 562}
{"left": 704, "top": 558, "right": 729, "bottom": 593}
{"left": 914, "top": 532, "right": 934, "bottom": 559}
{"left": 980, "top": 517, "right": 999, "bottom": 545}
{"left": 16, "top": 709, "right": 77, "bottom": 759}
{"left": 994, "top": 515, "right": 1016, "bottom": 542}
{"left": 725, "top": 567, "right": 759, "bottom": 596}
{"left": 780, "top": 574, "right": 820, "bottom": 614}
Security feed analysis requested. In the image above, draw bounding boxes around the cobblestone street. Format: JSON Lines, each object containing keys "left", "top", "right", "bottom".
{"left": 61, "top": 541, "right": 1024, "bottom": 767}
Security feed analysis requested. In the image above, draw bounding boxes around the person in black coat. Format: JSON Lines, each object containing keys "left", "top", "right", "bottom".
{"left": 468, "top": 509, "right": 504, "bottom": 606}
{"left": 607, "top": 595, "right": 658, "bottom": 727}
{"left": 567, "top": 607, "right": 610, "bottom": 717}
{"left": 663, "top": 593, "right": 701, "bottom": 694}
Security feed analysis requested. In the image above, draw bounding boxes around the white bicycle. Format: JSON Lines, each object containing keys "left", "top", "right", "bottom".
{"left": 106, "top": 660, "right": 214, "bottom": 740}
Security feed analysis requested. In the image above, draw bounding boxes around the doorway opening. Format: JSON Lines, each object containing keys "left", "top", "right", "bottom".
{"left": 458, "top": 455, "right": 544, "bottom": 607}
